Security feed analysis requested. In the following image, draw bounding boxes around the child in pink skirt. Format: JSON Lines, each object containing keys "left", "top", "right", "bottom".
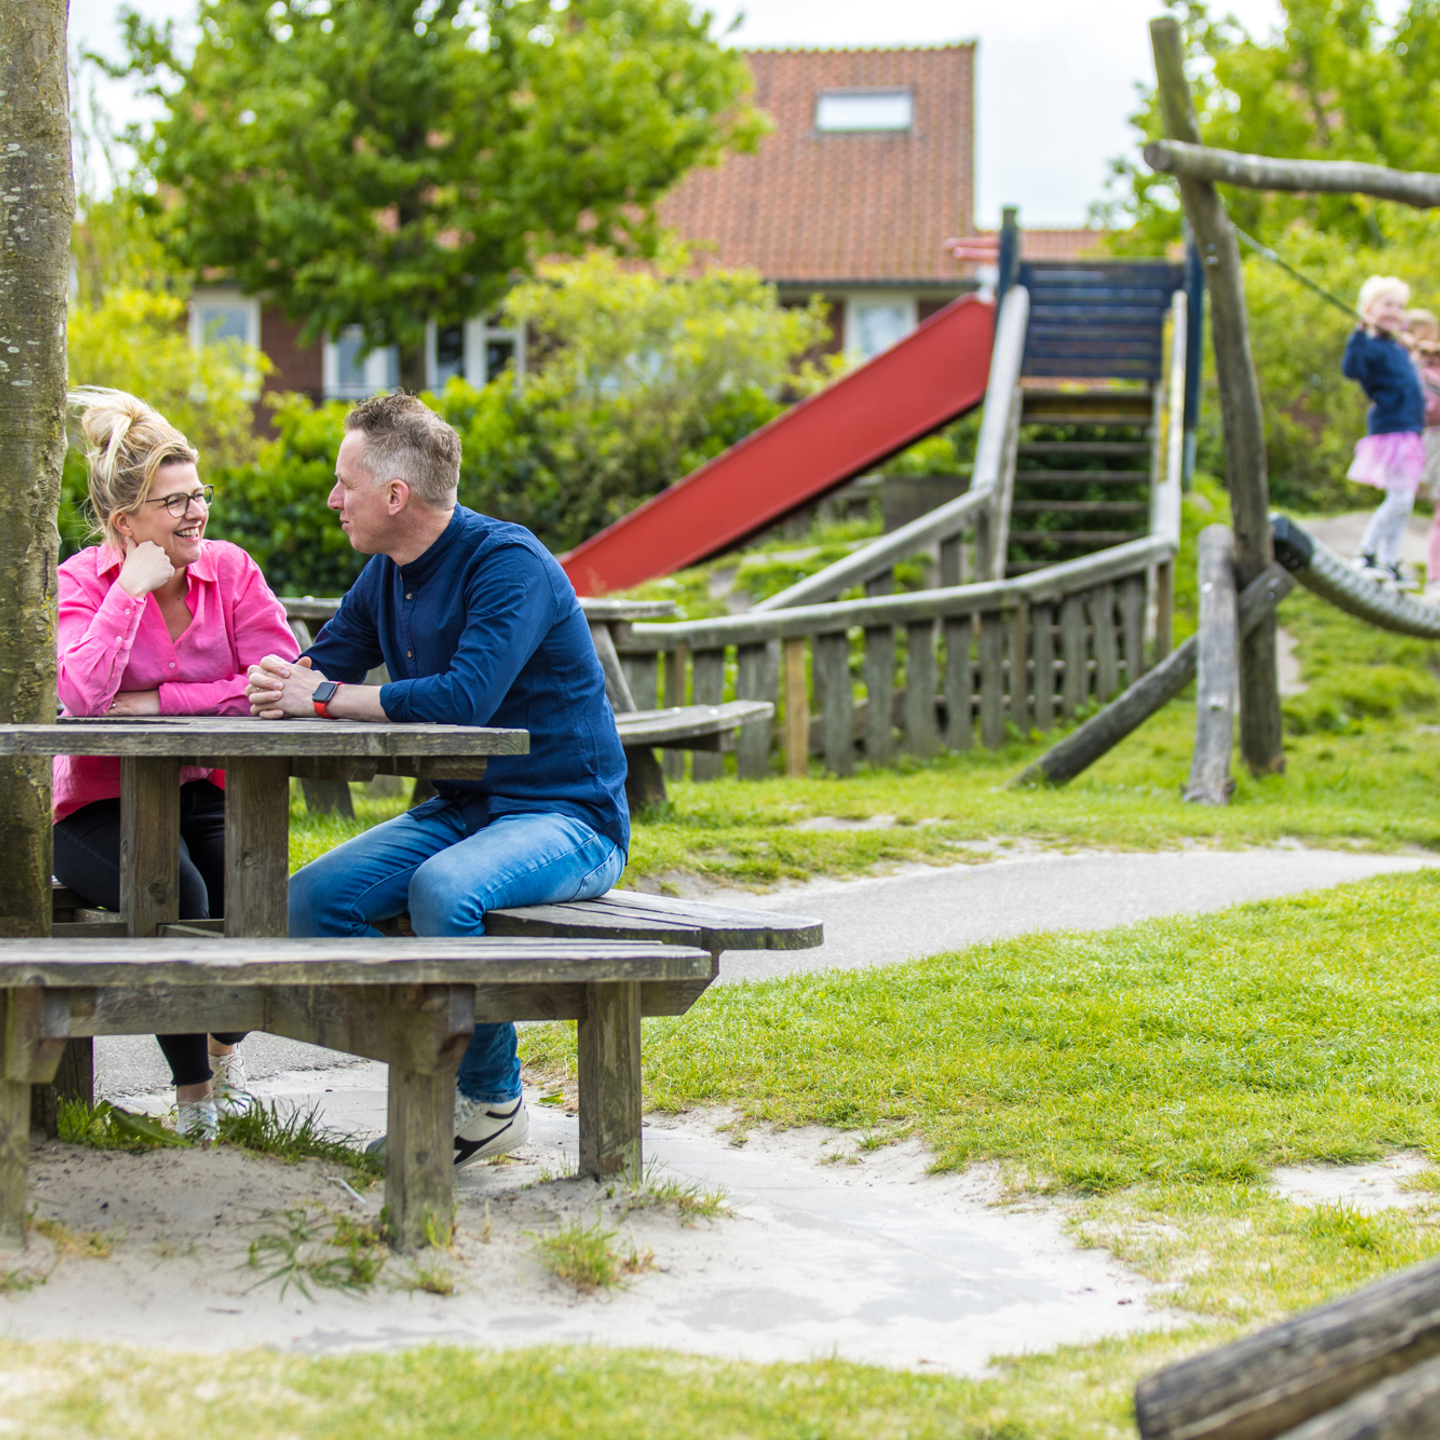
{"left": 1344, "top": 276, "right": 1427, "bottom": 587}
{"left": 1402, "top": 311, "right": 1440, "bottom": 600}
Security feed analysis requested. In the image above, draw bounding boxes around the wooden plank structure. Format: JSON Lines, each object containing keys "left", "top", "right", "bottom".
{"left": 1184, "top": 524, "right": 1240, "bottom": 804}
{"left": 0, "top": 934, "right": 712, "bottom": 1251}
{"left": 1150, "top": 16, "right": 1285, "bottom": 777}
{"left": 1135, "top": 1253, "right": 1440, "bottom": 1440}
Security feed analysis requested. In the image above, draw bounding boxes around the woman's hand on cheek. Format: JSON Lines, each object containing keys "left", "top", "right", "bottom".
{"left": 108, "top": 690, "right": 160, "bottom": 717}
{"left": 118, "top": 538, "right": 175, "bottom": 598}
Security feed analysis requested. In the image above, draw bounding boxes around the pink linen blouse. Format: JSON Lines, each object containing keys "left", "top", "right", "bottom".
{"left": 54, "top": 540, "right": 300, "bottom": 821}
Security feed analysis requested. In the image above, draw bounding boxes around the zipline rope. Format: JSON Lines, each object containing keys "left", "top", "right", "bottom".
{"left": 1229, "top": 221, "right": 1366, "bottom": 324}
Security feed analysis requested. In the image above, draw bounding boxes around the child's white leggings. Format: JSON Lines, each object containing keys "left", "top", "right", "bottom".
{"left": 1360, "top": 488, "right": 1415, "bottom": 569}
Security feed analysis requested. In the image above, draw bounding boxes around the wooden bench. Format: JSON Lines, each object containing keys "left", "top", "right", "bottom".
{"left": 0, "top": 933, "right": 712, "bottom": 1253}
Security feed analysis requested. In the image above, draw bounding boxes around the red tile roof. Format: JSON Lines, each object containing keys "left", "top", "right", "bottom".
{"left": 1019, "top": 229, "right": 1108, "bottom": 261}
{"left": 659, "top": 46, "right": 975, "bottom": 286}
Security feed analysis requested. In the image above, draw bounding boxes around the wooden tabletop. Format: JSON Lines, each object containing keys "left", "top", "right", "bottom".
{"left": 0, "top": 716, "right": 529, "bottom": 759}
{"left": 0, "top": 934, "right": 711, "bottom": 986}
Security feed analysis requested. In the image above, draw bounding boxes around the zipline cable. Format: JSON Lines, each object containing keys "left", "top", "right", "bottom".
{"left": 1229, "top": 221, "right": 1366, "bottom": 324}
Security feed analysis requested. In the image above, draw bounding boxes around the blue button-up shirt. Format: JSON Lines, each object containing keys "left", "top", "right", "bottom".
{"left": 304, "top": 506, "right": 630, "bottom": 853}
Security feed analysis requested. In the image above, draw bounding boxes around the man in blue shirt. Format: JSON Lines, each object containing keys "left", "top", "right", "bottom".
{"left": 245, "top": 393, "right": 629, "bottom": 1164}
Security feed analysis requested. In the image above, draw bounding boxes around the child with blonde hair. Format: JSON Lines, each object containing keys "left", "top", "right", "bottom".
{"left": 1343, "top": 276, "right": 1427, "bottom": 586}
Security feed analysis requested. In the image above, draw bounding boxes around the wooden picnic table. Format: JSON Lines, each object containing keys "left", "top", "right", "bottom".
{"left": 0, "top": 933, "right": 710, "bottom": 1251}
{"left": 0, "top": 716, "right": 526, "bottom": 939}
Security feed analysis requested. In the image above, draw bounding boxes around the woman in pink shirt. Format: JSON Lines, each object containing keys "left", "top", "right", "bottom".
{"left": 56, "top": 390, "right": 299, "bottom": 1137}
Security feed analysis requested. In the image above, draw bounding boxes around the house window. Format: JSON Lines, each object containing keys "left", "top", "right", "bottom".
{"left": 323, "top": 327, "right": 399, "bottom": 400}
{"left": 426, "top": 316, "right": 526, "bottom": 389}
{"left": 433, "top": 323, "right": 466, "bottom": 388}
{"left": 847, "top": 299, "right": 917, "bottom": 362}
{"left": 815, "top": 90, "right": 913, "bottom": 133}
{"left": 190, "top": 289, "right": 260, "bottom": 354}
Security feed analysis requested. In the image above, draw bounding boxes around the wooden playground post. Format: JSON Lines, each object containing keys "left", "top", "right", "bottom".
{"left": 1184, "top": 526, "right": 1239, "bottom": 804}
{"left": 1150, "top": 16, "right": 1285, "bottom": 779}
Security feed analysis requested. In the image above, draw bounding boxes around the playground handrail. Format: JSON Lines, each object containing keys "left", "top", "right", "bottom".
{"left": 623, "top": 534, "right": 1172, "bottom": 651}
{"left": 1152, "top": 290, "right": 1186, "bottom": 550}
{"left": 749, "top": 285, "right": 1031, "bottom": 612}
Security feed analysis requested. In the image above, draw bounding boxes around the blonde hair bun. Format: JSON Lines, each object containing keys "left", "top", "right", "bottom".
{"left": 68, "top": 388, "right": 199, "bottom": 549}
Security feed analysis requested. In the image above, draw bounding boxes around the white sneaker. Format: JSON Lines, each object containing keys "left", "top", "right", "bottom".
{"left": 210, "top": 1048, "right": 256, "bottom": 1117}
{"left": 453, "top": 1095, "right": 529, "bottom": 1168}
{"left": 176, "top": 1099, "right": 219, "bottom": 1141}
{"left": 364, "top": 1092, "right": 530, "bottom": 1169}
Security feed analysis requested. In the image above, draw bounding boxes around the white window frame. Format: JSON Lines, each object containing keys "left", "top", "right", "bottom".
{"left": 842, "top": 294, "right": 919, "bottom": 364}
{"left": 816, "top": 89, "right": 914, "bottom": 133}
{"left": 423, "top": 317, "right": 528, "bottom": 390}
{"left": 189, "top": 287, "right": 261, "bottom": 354}
{"left": 323, "top": 327, "right": 399, "bottom": 401}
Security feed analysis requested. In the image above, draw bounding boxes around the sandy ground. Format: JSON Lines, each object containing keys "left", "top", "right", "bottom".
{"left": 5, "top": 1070, "right": 1182, "bottom": 1374}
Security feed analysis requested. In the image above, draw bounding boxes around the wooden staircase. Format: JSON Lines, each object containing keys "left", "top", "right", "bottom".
{"left": 1005, "top": 259, "right": 1183, "bottom": 578}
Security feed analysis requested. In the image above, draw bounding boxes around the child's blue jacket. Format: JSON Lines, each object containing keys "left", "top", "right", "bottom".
{"left": 1342, "top": 329, "right": 1425, "bottom": 434}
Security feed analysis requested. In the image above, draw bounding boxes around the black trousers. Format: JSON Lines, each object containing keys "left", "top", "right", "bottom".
{"left": 53, "top": 780, "right": 247, "bottom": 1088}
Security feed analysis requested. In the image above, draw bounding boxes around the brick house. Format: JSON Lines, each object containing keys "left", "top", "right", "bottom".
{"left": 189, "top": 43, "right": 1100, "bottom": 395}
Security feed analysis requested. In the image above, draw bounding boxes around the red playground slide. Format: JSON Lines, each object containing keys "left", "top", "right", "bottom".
{"left": 560, "top": 294, "right": 995, "bottom": 596}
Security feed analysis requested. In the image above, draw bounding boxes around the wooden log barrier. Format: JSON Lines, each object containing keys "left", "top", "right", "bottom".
{"left": 1136, "top": 1255, "right": 1440, "bottom": 1440}
{"left": 1012, "top": 564, "right": 1293, "bottom": 788}
{"left": 1184, "top": 525, "right": 1239, "bottom": 805}
{"left": 1275, "top": 1355, "right": 1440, "bottom": 1440}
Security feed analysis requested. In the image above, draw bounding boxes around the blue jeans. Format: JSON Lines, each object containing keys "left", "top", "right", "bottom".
{"left": 289, "top": 799, "right": 626, "bottom": 1103}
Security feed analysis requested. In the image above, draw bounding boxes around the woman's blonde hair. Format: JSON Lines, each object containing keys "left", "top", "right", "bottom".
{"left": 69, "top": 388, "right": 199, "bottom": 549}
{"left": 1358, "top": 275, "right": 1411, "bottom": 314}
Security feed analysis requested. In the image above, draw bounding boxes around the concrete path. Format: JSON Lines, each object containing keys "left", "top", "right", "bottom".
{"left": 1302, "top": 509, "right": 1433, "bottom": 568}
{"left": 723, "top": 847, "right": 1440, "bottom": 981}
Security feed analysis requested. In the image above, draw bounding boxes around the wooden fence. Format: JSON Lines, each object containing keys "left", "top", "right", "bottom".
{"left": 619, "top": 534, "right": 1174, "bottom": 779}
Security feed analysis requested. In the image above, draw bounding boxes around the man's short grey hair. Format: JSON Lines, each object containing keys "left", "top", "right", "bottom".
{"left": 344, "top": 393, "right": 461, "bottom": 507}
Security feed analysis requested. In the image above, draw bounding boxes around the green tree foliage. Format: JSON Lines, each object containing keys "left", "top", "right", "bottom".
{"left": 63, "top": 193, "right": 268, "bottom": 554}
{"left": 1097, "top": 0, "right": 1440, "bottom": 248}
{"left": 214, "top": 250, "right": 830, "bottom": 590}
{"left": 118, "top": 0, "right": 764, "bottom": 385}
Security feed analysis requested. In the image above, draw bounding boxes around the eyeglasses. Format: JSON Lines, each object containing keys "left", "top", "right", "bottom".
{"left": 145, "top": 485, "right": 214, "bottom": 518}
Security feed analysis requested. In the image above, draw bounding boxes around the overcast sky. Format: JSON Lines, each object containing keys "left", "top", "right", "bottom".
{"left": 66, "top": 0, "right": 1403, "bottom": 228}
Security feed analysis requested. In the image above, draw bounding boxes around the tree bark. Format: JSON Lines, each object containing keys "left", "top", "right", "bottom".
{"left": 1184, "top": 525, "right": 1238, "bottom": 805}
{"left": 0, "top": 0, "right": 70, "bottom": 925}
{"left": 1144, "top": 139, "right": 1440, "bottom": 210}
{"left": 1, "top": 0, "right": 72, "bottom": 1213}
{"left": 1150, "top": 17, "right": 1284, "bottom": 777}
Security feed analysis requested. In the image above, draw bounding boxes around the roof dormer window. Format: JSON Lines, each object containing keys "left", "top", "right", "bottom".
{"left": 815, "top": 89, "right": 913, "bottom": 133}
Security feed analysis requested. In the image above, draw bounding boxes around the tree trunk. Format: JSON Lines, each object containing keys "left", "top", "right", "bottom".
{"left": 0, "top": 0, "right": 70, "bottom": 920}
{"left": 1150, "top": 17, "right": 1285, "bottom": 778}
{"left": 398, "top": 344, "right": 427, "bottom": 394}
{"left": 0, "top": 0, "right": 73, "bottom": 1226}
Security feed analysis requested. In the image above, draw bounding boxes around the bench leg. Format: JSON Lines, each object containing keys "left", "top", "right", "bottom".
{"left": 578, "top": 980, "right": 642, "bottom": 1178}
{"left": 0, "top": 992, "right": 31, "bottom": 1249}
{"left": 386, "top": 1067, "right": 455, "bottom": 1252}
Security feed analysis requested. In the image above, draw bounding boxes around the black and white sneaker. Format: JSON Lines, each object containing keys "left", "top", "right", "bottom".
{"left": 453, "top": 1094, "right": 529, "bottom": 1167}
{"left": 364, "top": 1092, "right": 529, "bottom": 1168}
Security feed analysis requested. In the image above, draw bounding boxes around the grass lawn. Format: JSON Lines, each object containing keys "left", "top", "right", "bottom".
{"left": 39, "top": 486, "right": 1440, "bottom": 1438}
